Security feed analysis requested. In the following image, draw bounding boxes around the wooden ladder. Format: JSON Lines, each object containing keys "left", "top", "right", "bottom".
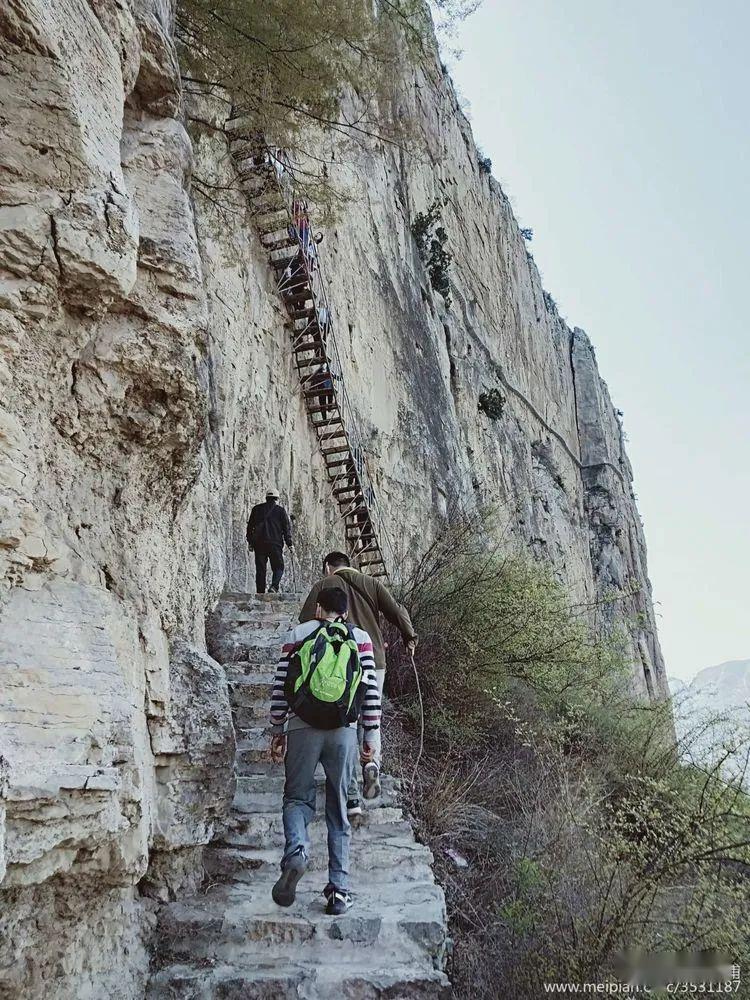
{"left": 226, "top": 133, "right": 389, "bottom": 578}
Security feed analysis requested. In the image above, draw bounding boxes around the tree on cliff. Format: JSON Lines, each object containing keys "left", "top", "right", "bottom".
{"left": 176, "top": 0, "right": 478, "bottom": 156}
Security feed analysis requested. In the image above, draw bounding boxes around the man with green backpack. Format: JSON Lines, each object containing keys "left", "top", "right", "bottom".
{"left": 299, "top": 551, "right": 417, "bottom": 818}
{"left": 268, "top": 586, "right": 381, "bottom": 915}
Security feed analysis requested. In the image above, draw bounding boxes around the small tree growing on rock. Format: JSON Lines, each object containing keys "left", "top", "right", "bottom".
{"left": 411, "top": 199, "right": 453, "bottom": 309}
{"left": 478, "top": 388, "right": 505, "bottom": 420}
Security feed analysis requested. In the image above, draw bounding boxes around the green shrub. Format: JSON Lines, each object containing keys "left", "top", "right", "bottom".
{"left": 478, "top": 387, "right": 505, "bottom": 419}
{"left": 411, "top": 200, "right": 453, "bottom": 308}
{"left": 385, "top": 509, "right": 750, "bottom": 999}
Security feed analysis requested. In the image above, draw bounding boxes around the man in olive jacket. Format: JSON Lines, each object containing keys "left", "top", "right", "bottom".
{"left": 299, "top": 551, "right": 417, "bottom": 813}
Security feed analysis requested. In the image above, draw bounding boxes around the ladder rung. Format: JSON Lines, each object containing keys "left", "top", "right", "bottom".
{"left": 333, "top": 486, "right": 362, "bottom": 497}
{"left": 272, "top": 255, "right": 298, "bottom": 271}
{"left": 303, "top": 386, "right": 335, "bottom": 397}
{"left": 307, "top": 403, "right": 340, "bottom": 414}
{"left": 325, "top": 459, "right": 352, "bottom": 469}
{"left": 254, "top": 204, "right": 287, "bottom": 221}
{"left": 258, "top": 224, "right": 288, "bottom": 241}
{"left": 251, "top": 199, "right": 285, "bottom": 217}
{"left": 293, "top": 340, "right": 324, "bottom": 355}
{"left": 263, "top": 236, "right": 297, "bottom": 252}
{"left": 289, "top": 322, "right": 319, "bottom": 336}
{"left": 233, "top": 168, "right": 268, "bottom": 187}
{"left": 284, "top": 290, "right": 313, "bottom": 306}
{"left": 296, "top": 356, "right": 328, "bottom": 369}
{"left": 317, "top": 435, "right": 347, "bottom": 446}
{"left": 321, "top": 446, "right": 350, "bottom": 456}
{"left": 289, "top": 306, "right": 316, "bottom": 319}
{"left": 262, "top": 221, "right": 290, "bottom": 240}
{"left": 313, "top": 418, "right": 344, "bottom": 428}
{"left": 292, "top": 334, "right": 322, "bottom": 346}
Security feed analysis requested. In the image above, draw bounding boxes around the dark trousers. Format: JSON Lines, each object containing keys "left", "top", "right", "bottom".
{"left": 254, "top": 543, "right": 284, "bottom": 593}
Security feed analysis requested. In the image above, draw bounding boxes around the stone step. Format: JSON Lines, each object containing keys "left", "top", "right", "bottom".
{"left": 204, "top": 839, "right": 435, "bottom": 882}
{"left": 236, "top": 726, "right": 267, "bottom": 749}
{"left": 220, "top": 613, "right": 293, "bottom": 628}
{"left": 221, "top": 625, "right": 287, "bottom": 646}
{"left": 233, "top": 756, "right": 284, "bottom": 777}
{"left": 232, "top": 780, "right": 398, "bottom": 815}
{"left": 225, "top": 661, "right": 277, "bottom": 683}
{"left": 153, "top": 882, "right": 447, "bottom": 969}
{"left": 236, "top": 734, "right": 273, "bottom": 770}
{"left": 148, "top": 960, "right": 449, "bottom": 999}
{"left": 232, "top": 702, "right": 267, "bottom": 727}
{"left": 222, "top": 808, "right": 405, "bottom": 850}
{"left": 223, "top": 645, "right": 278, "bottom": 669}
{"left": 233, "top": 749, "right": 399, "bottom": 782}
{"left": 236, "top": 771, "right": 401, "bottom": 796}
{"left": 228, "top": 672, "right": 275, "bottom": 702}
{"left": 219, "top": 591, "right": 305, "bottom": 609}
{"left": 213, "top": 630, "right": 285, "bottom": 663}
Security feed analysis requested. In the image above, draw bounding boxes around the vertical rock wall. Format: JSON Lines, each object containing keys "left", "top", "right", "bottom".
{"left": 1, "top": 2, "right": 232, "bottom": 994}
{"left": 0, "top": 3, "right": 665, "bottom": 996}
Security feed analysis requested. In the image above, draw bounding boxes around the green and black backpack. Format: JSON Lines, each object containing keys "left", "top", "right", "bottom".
{"left": 284, "top": 620, "right": 364, "bottom": 729}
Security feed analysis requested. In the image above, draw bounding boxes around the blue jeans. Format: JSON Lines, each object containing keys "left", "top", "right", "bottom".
{"left": 282, "top": 724, "right": 358, "bottom": 891}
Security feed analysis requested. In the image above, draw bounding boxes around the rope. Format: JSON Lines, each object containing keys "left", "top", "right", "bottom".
{"left": 408, "top": 649, "right": 425, "bottom": 791}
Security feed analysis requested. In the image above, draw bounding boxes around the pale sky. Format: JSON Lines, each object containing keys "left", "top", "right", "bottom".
{"left": 450, "top": 1, "right": 749, "bottom": 681}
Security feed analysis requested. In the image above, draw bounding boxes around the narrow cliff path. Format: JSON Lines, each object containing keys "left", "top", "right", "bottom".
{"left": 148, "top": 593, "right": 450, "bottom": 998}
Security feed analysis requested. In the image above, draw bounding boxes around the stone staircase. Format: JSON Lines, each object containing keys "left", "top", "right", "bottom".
{"left": 147, "top": 592, "right": 450, "bottom": 998}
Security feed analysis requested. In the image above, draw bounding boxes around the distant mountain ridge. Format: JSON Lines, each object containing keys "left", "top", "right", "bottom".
{"left": 670, "top": 659, "right": 750, "bottom": 776}
{"left": 670, "top": 658, "right": 750, "bottom": 703}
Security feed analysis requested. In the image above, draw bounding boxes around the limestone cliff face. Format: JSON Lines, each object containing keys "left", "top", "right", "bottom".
{"left": 0, "top": 1, "right": 665, "bottom": 996}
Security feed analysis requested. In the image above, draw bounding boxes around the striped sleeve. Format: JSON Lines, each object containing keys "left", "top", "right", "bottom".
{"left": 270, "top": 628, "right": 296, "bottom": 732}
{"left": 357, "top": 633, "right": 381, "bottom": 732}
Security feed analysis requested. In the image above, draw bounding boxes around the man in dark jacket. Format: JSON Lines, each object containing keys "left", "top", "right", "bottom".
{"left": 247, "top": 490, "right": 293, "bottom": 594}
{"left": 299, "top": 551, "right": 417, "bottom": 812}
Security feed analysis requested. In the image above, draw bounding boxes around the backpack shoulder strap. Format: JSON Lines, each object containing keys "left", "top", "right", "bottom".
{"left": 292, "top": 621, "right": 326, "bottom": 652}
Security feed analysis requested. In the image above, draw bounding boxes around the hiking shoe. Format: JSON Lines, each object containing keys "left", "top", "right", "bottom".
{"left": 323, "top": 883, "right": 353, "bottom": 915}
{"left": 347, "top": 798, "right": 363, "bottom": 824}
{"left": 272, "top": 847, "right": 307, "bottom": 907}
{"left": 362, "top": 762, "right": 381, "bottom": 800}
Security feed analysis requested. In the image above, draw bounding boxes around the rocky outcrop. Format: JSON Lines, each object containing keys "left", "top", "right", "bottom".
{"left": 0, "top": 2, "right": 231, "bottom": 995}
{"left": 0, "top": 0, "right": 665, "bottom": 995}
